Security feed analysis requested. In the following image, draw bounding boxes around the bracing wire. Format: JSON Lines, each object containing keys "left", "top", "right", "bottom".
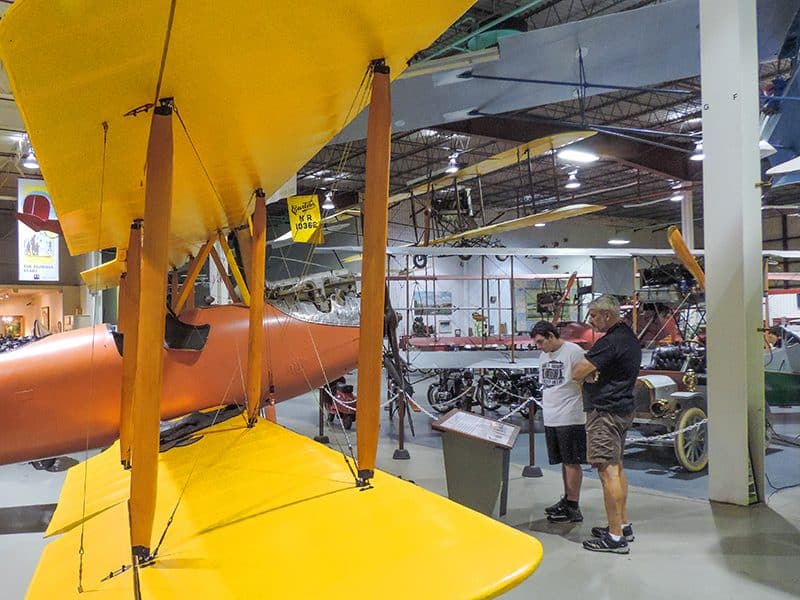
{"left": 152, "top": 0, "right": 177, "bottom": 109}
{"left": 151, "top": 369, "right": 241, "bottom": 558}
{"left": 77, "top": 120, "right": 109, "bottom": 594}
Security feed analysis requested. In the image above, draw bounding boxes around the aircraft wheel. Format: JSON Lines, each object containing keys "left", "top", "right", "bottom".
{"left": 674, "top": 406, "right": 708, "bottom": 472}
{"left": 413, "top": 254, "right": 427, "bottom": 269}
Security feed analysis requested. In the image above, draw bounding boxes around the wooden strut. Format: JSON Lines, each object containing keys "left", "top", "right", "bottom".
{"left": 246, "top": 189, "right": 268, "bottom": 425}
{"left": 355, "top": 61, "right": 391, "bottom": 483}
{"left": 118, "top": 220, "right": 143, "bottom": 467}
{"left": 209, "top": 245, "right": 240, "bottom": 302}
{"left": 129, "top": 100, "right": 174, "bottom": 561}
{"left": 218, "top": 232, "right": 251, "bottom": 306}
{"left": 174, "top": 240, "right": 214, "bottom": 314}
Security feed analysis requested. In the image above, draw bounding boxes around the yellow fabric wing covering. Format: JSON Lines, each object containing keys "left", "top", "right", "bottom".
{"left": 80, "top": 254, "right": 127, "bottom": 292}
{"left": 31, "top": 420, "right": 542, "bottom": 599}
{"left": 0, "top": 0, "right": 474, "bottom": 267}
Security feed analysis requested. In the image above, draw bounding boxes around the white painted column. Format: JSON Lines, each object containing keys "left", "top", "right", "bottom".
{"left": 680, "top": 183, "right": 694, "bottom": 250}
{"left": 78, "top": 251, "right": 103, "bottom": 326}
{"left": 700, "top": 0, "right": 765, "bottom": 504}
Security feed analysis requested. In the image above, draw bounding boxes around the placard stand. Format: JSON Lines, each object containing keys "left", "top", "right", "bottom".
{"left": 432, "top": 409, "right": 520, "bottom": 517}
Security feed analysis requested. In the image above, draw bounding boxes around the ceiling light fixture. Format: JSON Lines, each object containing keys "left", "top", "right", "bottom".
{"left": 608, "top": 238, "right": 630, "bottom": 245}
{"left": 534, "top": 222, "right": 546, "bottom": 228}
{"left": 22, "top": 149, "right": 39, "bottom": 170}
{"left": 565, "top": 170, "right": 581, "bottom": 189}
{"left": 670, "top": 193, "right": 684, "bottom": 202}
{"left": 321, "top": 191, "right": 334, "bottom": 210}
{"left": 690, "top": 141, "right": 704, "bottom": 161}
{"left": 558, "top": 148, "right": 599, "bottom": 164}
{"left": 445, "top": 155, "right": 459, "bottom": 174}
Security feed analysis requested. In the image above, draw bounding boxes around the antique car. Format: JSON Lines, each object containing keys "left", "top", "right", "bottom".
{"left": 633, "top": 344, "right": 708, "bottom": 472}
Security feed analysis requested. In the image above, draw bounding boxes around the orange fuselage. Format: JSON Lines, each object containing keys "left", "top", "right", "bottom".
{"left": 0, "top": 303, "right": 359, "bottom": 465}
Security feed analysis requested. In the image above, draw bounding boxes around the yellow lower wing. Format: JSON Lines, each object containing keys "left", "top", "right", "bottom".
{"left": 31, "top": 420, "right": 542, "bottom": 599}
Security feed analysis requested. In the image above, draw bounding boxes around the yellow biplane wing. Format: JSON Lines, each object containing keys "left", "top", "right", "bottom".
{"left": 427, "top": 203, "right": 606, "bottom": 246}
{"left": 30, "top": 419, "right": 542, "bottom": 599}
{"left": 0, "top": 0, "right": 474, "bottom": 268}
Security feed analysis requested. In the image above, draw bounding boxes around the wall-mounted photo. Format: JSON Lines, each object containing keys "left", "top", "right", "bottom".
{"left": 413, "top": 290, "right": 453, "bottom": 316}
{"left": 1, "top": 315, "right": 24, "bottom": 338}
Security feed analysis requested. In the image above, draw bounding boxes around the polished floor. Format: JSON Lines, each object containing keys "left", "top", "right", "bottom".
{"left": 1, "top": 391, "right": 799, "bottom": 599}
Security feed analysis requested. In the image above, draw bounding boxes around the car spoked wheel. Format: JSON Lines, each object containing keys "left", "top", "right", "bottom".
{"left": 674, "top": 406, "right": 708, "bottom": 472}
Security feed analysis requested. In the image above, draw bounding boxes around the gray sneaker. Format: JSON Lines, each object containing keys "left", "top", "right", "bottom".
{"left": 590, "top": 524, "right": 634, "bottom": 542}
{"left": 583, "top": 531, "right": 630, "bottom": 554}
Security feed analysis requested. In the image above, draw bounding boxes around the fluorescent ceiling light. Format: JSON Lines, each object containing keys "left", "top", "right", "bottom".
{"left": 321, "top": 192, "right": 334, "bottom": 210}
{"left": 534, "top": 222, "right": 546, "bottom": 228}
{"left": 670, "top": 194, "right": 684, "bottom": 202}
{"left": 608, "top": 238, "right": 630, "bottom": 245}
{"left": 558, "top": 149, "right": 599, "bottom": 163}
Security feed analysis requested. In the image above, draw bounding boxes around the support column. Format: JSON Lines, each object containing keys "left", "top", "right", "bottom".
{"left": 246, "top": 189, "right": 267, "bottom": 425}
{"left": 129, "top": 100, "right": 174, "bottom": 558}
{"left": 700, "top": 0, "right": 764, "bottom": 504}
{"left": 681, "top": 183, "right": 695, "bottom": 250}
{"left": 119, "top": 220, "right": 142, "bottom": 467}
{"left": 355, "top": 61, "right": 391, "bottom": 482}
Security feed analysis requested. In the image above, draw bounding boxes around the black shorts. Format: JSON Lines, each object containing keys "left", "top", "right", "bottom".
{"left": 545, "top": 424, "right": 587, "bottom": 465}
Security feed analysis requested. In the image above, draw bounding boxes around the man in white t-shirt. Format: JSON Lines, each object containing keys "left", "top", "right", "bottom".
{"left": 531, "top": 320, "right": 587, "bottom": 523}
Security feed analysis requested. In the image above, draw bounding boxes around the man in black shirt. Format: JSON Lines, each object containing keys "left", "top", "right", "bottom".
{"left": 572, "top": 295, "right": 641, "bottom": 554}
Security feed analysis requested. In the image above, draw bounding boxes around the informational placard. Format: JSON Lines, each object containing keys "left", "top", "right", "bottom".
{"left": 287, "top": 194, "right": 323, "bottom": 244}
{"left": 433, "top": 409, "right": 520, "bottom": 449}
{"left": 17, "top": 178, "right": 59, "bottom": 281}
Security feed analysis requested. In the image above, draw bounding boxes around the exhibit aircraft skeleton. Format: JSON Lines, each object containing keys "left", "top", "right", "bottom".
{"left": 268, "top": 130, "right": 597, "bottom": 249}
{"left": 0, "top": 2, "right": 542, "bottom": 598}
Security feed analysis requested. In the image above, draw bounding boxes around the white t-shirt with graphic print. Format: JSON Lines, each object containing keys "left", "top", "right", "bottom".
{"left": 539, "top": 340, "right": 586, "bottom": 427}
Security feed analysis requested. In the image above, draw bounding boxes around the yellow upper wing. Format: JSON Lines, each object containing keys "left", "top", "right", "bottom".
{"left": 31, "top": 419, "right": 542, "bottom": 599}
{"left": 0, "top": 0, "right": 473, "bottom": 267}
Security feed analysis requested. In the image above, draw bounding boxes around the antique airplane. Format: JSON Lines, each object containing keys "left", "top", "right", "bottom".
{"left": 0, "top": 1, "right": 542, "bottom": 598}
{"left": 268, "top": 130, "right": 597, "bottom": 249}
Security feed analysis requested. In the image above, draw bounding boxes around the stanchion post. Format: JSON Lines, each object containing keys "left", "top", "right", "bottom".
{"left": 393, "top": 390, "right": 410, "bottom": 460}
{"left": 522, "top": 399, "right": 542, "bottom": 478}
{"left": 314, "top": 387, "right": 329, "bottom": 444}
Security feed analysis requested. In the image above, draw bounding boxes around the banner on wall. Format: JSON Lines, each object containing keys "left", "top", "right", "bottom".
{"left": 17, "top": 178, "right": 59, "bottom": 281}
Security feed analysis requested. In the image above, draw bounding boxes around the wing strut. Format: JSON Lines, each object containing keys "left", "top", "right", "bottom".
{"left": 174, "top": 239, "right": 214, "bottom": 313}
{"left": 355, "top": 60, "right": 391, "bottom": 483}
{"left": 129, "top": 98, "right": 174, "bottom": 561}
{"left": 246, "top": 189, "right": 267, "bottom": 425}
{"left": 218, "top": 232, "right": 251, "bottom": 305}
{"left": 118, "top": 219, "right": 143, "bottom": 468}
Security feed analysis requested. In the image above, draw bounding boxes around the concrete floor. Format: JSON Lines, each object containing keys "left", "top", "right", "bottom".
{"left": 1, "top": 391, "right": 799, "bottom": 599}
